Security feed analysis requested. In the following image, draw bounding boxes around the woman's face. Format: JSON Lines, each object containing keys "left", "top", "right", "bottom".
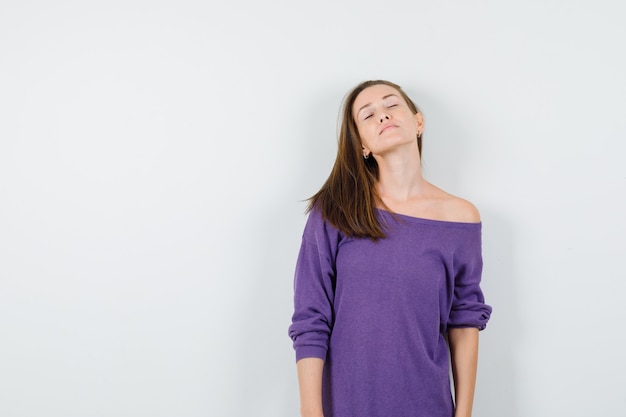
{"left": 352, "top": 84, "right": 423, "bottom": 158}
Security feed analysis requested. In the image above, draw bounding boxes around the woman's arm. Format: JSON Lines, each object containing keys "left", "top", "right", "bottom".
{"left": 448, "top": 327, "right": 480, "bottom": 417}
{"left": 296, "top": 357, "right": 325, "bottom": 417}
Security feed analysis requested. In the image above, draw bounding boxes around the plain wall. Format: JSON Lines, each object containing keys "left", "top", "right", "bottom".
{"left": 1, "top": 1, "right": 625, "bottom": 416}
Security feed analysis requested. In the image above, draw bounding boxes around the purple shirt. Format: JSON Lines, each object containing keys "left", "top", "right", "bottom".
{"left": 289, "top": 208, "right": 492, "bottom": 417}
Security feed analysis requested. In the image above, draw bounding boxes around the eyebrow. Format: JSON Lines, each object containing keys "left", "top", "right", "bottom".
{"left": 356, "top": 94, "right": 399, "bottom": 116}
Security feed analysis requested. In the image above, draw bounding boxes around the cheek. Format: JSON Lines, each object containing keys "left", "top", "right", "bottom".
{"left": 355, "top": 126, "right": 365, "bottom": 143}
{"left": 357, "top": 126, "right": 374, "bottom": 147}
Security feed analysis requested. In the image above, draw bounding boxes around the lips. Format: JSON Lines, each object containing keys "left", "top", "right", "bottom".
{"left": 379, "top": 123, "right": 397, "bottom": 135}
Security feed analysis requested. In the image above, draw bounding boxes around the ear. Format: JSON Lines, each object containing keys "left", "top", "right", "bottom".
{"left": 414, "top": 112, "right": 424, "bottom": 135}
{"left": 361, "top": 144, "right": 371, "bottom": 158}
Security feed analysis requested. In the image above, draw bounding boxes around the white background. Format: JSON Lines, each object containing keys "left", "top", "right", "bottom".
{"left": 1, "top": 1, "right": 625, "bottom": 416}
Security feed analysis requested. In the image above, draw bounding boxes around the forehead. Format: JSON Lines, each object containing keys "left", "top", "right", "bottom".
{"left": 353, "top": 84, "right": 403, "bottom": 114}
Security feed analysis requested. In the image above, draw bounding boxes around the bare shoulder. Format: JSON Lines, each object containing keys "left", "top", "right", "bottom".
{"left": 384, "top": 182, "right": 481, "bottom": 223}
{"left": 430, "top": 185, "right": 481, "bottom": 223}
{"left": 445, "top": 196, "right": 481, "bottom": 223}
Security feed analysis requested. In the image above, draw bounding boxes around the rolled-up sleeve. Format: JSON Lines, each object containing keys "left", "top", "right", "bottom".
{"left": 288, "top": 209, "right": 340, "bottom": 362}
{"left": 447, "top": 226, "right": 492, "bottom": 331}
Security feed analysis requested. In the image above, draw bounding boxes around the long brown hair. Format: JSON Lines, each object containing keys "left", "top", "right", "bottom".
{"left": 307, "top": 80, "right": 422, "bottom": 240}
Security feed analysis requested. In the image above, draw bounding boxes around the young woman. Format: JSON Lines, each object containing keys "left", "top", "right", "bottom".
{"left": 288, "top": 80, "right": 492, "bottom": 417}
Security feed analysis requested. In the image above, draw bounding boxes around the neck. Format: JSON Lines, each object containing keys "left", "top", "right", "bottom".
{"left": 374, "top": 148, "right": 427, "bottom": 203}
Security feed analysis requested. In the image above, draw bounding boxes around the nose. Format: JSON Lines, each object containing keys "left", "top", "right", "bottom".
{"left": 378, "top": 112, "right": 390, "bottom": 123}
